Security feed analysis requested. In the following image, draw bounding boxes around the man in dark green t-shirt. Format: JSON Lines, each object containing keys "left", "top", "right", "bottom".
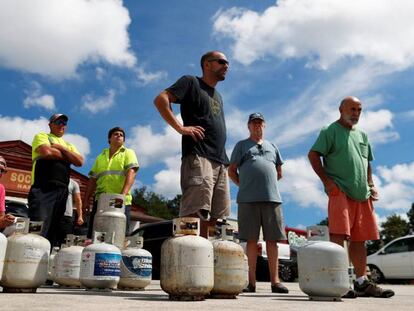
{"left": 308, "top": 96, "right": 394, "bottom": 298}
{"left": 154, "top": 51, "right": 231, "bottom": 238}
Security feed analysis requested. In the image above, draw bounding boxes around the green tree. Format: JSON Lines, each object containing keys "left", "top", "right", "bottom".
{"left": 407, "top": 203, "right": 414, "bottom": 233}
{"left": 379, "top": 214, "right": 409, "bottom": 245}
{"left": 131, "top": 186, "right": 179, "bottom": 220}
{"left": 317, "top": 217, "right": 329, "bottom": 226}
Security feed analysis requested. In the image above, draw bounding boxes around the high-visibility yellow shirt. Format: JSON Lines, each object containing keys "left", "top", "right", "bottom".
{"left": 89, "top": 146, "right": 139, "bottom": 205}
{"left": 31, "top": 132, "right": 80, "bottom": 185}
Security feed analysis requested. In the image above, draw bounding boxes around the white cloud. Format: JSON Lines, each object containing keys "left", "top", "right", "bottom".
{"left": 0, "top": 115, "right": 90, "bottom": 157}
{"left": 135, "top": 67, "right": 168, "bottom": 85}
{"left": 0, "top": 0, "right": 136, "bottom": 78}
{"left": 237, "top": 63, "right": 398, "bottom": 149}
{"left": 127, "top": 119, "right": 181, "bottom": 167}
{"left": 374, "top": 162, "right": 414, "bottom": 211}
{"left": 127, "top": 116, "right": 183, "bottom": 198}
{"left": 23, "top": 82, "right": 55, "bottom": 110}
{"left": 81, "top": 89, "right": 116, "bottom": 114}
{"left": 95, "top": 67, "right": 106, "bottom": 81}
{"left": 213, "top": 0, "right": 414, "bottom": 70}
{"left": 279, "top": 156, "right": 327, "bottom": 209}
{"left": 152, "top": 155, "right": 181, "bottom": 198}
{"left": 277, "top": 155, "right": 414, "bottom": 214}
{"left": 359, "top": 109, "right": 399, "bottom": 144}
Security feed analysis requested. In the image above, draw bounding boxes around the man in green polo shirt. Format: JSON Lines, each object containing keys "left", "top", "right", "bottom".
{"left": 83, "top": 127, "right": 139, "bottom": 237}
{"left": 28, "top": 113, "right": 84, "bottom": 247}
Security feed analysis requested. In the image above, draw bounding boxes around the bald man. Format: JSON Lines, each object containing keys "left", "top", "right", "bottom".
{"left": 308, "top": 97, "right": 394, "bottom": 298}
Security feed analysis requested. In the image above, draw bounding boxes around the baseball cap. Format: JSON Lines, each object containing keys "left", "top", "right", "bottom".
{"left": 49, "top": 113, "right": 69, "bottom": 123}
{"left": 248, "top": 112, "right": 265, "bottom": 122}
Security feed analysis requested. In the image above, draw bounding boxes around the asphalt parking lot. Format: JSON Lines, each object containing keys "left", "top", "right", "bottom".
{"left": 1, "top": 281, "right": 413, "bottom": 311}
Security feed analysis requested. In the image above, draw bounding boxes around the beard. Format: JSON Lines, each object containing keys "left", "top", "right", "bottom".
{"left": 343, "top": 115, "right": 359, "bottom": 127}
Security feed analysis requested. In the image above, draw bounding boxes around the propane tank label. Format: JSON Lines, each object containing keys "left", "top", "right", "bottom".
{"left": 23, "top": 246, "right": 44, "bottom": 260}
{"left": 121, "top": 256, "right": 152, "bottom": 278}
{"left": 94, "top": 253, "right": 121, "bottom": 276}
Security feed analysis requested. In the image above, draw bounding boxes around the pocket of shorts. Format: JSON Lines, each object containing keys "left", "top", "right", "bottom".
{"left": 187, "top": 176, "right": 203, "bottom": 186}
{"left": 359, "top": 143, "right": 368, "bottom": 158}
{"left": 190, "top": 154, "right": 202, "bottom": 169}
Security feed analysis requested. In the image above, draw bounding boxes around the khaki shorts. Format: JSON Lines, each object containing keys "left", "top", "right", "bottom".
{"left": 237, "top": 202, "right": 286, "bottom": 241}
{"left": 328, "top": 186, "right": 379, "bottom": 241}
{"left": 180, "top": 154, "right": 230, "bottom": 219}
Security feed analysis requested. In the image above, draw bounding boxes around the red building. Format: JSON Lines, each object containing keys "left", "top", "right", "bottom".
{"left": 0, "top": 140, "right": 162, "bottom": 224}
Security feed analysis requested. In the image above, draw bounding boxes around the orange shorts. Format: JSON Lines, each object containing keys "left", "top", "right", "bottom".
{"left": 328, "top": 186, "right": 379, "bottom": 242}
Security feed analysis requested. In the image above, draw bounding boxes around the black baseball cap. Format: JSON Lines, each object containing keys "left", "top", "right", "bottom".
{"left": 49, "top": 113, "right": 69, "bottom": 123}
{"left": 248, "top": 112, "right": 265, "bottom": 122}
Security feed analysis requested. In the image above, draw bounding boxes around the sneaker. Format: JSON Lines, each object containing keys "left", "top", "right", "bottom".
{"left": 342, "top": 289, "right": 357, "bottom": 299}
{"left": 271, "top": 283, "right": 289, "bottom": 294}
{"left": 354, "top": 280, "right": 395, "bottom": 298}
{"left": 196, "top": 209, "right": 210, "bottom": 221}
{"left": 242, "top": 283, "right": 256, "bottom": 293}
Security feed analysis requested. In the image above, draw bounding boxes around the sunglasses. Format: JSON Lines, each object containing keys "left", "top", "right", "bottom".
{"left": 208, "top": 58, "right": 229, "bottom": 66}
{"left": 257, "top": 144, "right": 264, "bottom": 155}
{"left": 52, "top": 119, "right": 67, "bottom": 126}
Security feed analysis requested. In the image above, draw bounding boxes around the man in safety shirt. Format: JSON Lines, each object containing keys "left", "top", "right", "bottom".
{"left": 83, "top": 127, "right": 139, "bottom": 238}
{"left": 28, "top": 113, "right": 84, "bottom": 247}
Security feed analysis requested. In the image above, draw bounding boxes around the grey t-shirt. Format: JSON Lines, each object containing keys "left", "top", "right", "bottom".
{"left": 230, "top": 139, "right": 283, "bottom": 203}
{"left": 65, "top": 179, "right": 80, "bottom": 217}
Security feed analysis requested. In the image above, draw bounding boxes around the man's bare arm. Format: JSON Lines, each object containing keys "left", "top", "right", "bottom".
{"left": 308, "top": 150, "right": 336, "bottom": 193}
{"left": 228, "top": 163, "right": 239, "bottom": 186}
{"left": 154, "top": 90, "right": 205, "bottom": 141}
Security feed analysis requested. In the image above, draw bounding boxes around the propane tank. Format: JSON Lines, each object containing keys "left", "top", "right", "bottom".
{"left": 118, "top": 235, "right": 152, "bottom": 290}
{"left": 298, "top": 226, "right": 349, "bottom": 301}
{"left": 210, "top": 224, "right": 246, "bottom": 298}
{"left": 0, "top": 232, "right": 7, "bottom": 280}
{"left": 55, "top": 236, "right": 84, "bottom": 287}
{"left": 46, "top": 246, "right": 60, "bottom": 285}
{"left": 160, "top": 217, "right": 214, "bottom": 301}
{"left": 79, "top": 232, "right": 121, "bottom": 291}
{"left": 1, "top": 218, "right": 50, "bottom": 293}
{"left": 93, "top": 193, "right": 126, "bottom": 250}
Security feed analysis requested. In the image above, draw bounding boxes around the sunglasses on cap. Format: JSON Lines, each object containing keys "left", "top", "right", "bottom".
{"left": 52, "top": 119, "right": 67, "bottom": 126}
{"left": 208, "top": 58, "right": 229, "bottom": 65}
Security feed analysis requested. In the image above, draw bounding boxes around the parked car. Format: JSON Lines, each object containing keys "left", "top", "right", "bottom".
{"left": 131, "top": 220, "right": 299, "bottom": 282}
{"left": 367, "top": 235, "right": 414, "bottom": 283}
{"left": 5, "top": 199, "right": 29, "bottom": 217}
{"left": 239, "top": 240, "right": 298, "bottom": 282}
{"left": 130, "top": 220, "right": 173, "bottom": 279}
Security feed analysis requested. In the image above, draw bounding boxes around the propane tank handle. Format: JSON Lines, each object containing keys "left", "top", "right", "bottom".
{"left": 172, "top": 217, "right": 200, "bottom": 236}
{"left": 220, "top": 223, "right": 234, "bottom": 241}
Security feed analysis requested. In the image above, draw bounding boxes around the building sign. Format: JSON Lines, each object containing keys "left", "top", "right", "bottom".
{"left": 0, "top": 168, "right": 31, "bottom": 194}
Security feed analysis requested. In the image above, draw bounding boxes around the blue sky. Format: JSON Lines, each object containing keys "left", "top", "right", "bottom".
{"left": 1, "top": 0, "right": 414, "bottom": 229}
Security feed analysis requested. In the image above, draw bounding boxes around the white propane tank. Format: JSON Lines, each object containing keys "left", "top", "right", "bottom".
{"left": 298, "top": 226, "right": 349, "bottom": 301}
{"left": 55, "top": 236, "right": 84, "bottom": 287}
{"left": 210, "top": 224, "right": 246, "bottom": 298}
{"left": 79, "top": 232, "right": 122, "bottom": 291}
{"left": 118, "top": 235, "right": 152, "bottom": 290}
{"left": 93, "top": 193, "right": 126, "bottom": 250}
{"left": 160, "top": 217, "right": 214, "bottom": 301}
{"left": 46, "top": 247, "right": 60, "bottom": 285}
{"left": 0, "top": 232, "right": 7, "bottom": 280}
{"left": 1, "top": 218, "right": 50, "bottom": 293}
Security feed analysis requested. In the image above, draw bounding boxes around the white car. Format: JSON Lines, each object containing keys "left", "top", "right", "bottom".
{"left": 367, "top": 235, "right": 414, "bottom": 283}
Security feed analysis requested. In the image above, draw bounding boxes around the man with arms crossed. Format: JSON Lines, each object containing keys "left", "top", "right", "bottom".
{"left": 308, "top": 96, "right": 394, "bottom": 298}
{"left": 229, "top": 113, "right": 288, "bottom": 294}
{"left": 154, "top": 51, "right": 231, "bottom": 237}
{"left": 29, "top": 113, "right": 84, "bottom": 247}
